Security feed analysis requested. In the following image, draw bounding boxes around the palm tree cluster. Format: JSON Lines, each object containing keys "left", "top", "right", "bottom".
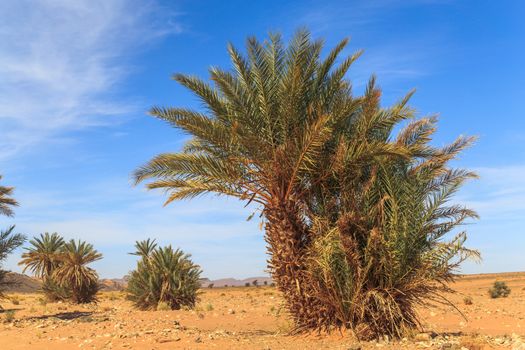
{"left": 134, "top": 30, "right": 478, "bottom": 338}
{"left": 19, "top": 233, "right": 102, "bottom": 303}
{"left": 127, "top": 239, "right": 201, "bottom": 310}
{"left": 0, "top": 176, "right": 25, "bottom": 304}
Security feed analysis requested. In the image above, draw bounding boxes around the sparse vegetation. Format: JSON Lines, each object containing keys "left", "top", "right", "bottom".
{"left": 127, "top": 239, "right": 202, "bottom": 310}
{"left": 489, "top": 281, "right": 511, "bottom": 298}
{"left": 134, "top": 30, "right": 478, "bottom": 338}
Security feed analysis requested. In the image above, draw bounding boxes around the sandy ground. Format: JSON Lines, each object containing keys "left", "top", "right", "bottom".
{"left": 1, "top": 272, "right": 524, "bottom": 350}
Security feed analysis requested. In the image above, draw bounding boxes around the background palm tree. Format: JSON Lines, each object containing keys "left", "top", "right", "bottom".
{"left": 52, "top": 240, "right": 102, "bottom": 303}
{"left": 19, "top": 233, "right": 64, "bottom": 279}
{"left": 19, "top": 233, "right": 69, "bottom": 301}
{"left": 0, "top": 226, "right": 26, "bottom": 302}
{"left": 127, "top": 240, "right": 201, "bottom": 310}
{"left": 0, "top": 175, "right": 18, "bottom": 217}
{"left": 0, "top": 178, "right": 24, "bottom": 304}
{"left": 134, "top": 30, "right": 477, "bottom": 337}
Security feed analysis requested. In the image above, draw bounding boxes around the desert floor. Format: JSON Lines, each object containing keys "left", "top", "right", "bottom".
{"left": 1, "top": 272, "right": 524, "bottom": 350}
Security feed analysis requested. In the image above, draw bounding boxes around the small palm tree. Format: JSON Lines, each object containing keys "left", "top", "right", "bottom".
{"left": 53, "top": 240, "right": 102, "bottom": 303}
{"left": 19, "top": 233, "right": 69, "bottom": 301}
{"left": 127, "top": 240, "right": 201, "bottom": 310}
{"left": 0, "top": 175, "right": 18, "bottom": 217}
{"left": 0, "top": 226, "right": 26, "bottom": 302}
{"left": 19, "top": 233, "right": 64, "bottom": 279}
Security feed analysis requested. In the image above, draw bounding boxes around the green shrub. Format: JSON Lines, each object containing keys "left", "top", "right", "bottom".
{"left": 489, "top": 281, "right": 510, "bottom": 298}
{"left": 127, "top": 239, "right": 201, "bottom": 310}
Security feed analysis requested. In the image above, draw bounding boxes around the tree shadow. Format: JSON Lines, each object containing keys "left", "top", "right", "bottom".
{"left": 27, "top": 311, "right": 93, "bottom": 321}
{"left": 0, "top": 308, "right": 22, "bottom": 313}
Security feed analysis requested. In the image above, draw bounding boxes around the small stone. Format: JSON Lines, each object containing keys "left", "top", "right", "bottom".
{"left": 415, "top": 333, "right": 431, "bottom": 341}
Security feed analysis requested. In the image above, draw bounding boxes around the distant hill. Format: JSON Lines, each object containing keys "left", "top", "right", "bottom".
{"left": 2, "top": 272, "right": 273, "bottom": 292}
{"left": 1, "top": 272, "right": 42, "bottom": 293}
{"left": 99, "top": 278, "right": 127, "bottom": 291}
{"left": 203, "top": 276, "right": 273, "bottom": 288}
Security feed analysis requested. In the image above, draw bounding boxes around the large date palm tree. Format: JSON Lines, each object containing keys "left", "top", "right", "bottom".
{"left": 134, "top": 30, "right": 477, "bottom": 337}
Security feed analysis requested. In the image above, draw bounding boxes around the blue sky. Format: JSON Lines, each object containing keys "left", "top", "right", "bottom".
{"left": 1, "top": 0, "right": 524, "bottom": 279}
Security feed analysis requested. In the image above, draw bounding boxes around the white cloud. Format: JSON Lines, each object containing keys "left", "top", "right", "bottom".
{"left": 0, "top": 0, "right": 182, "bottom": 158}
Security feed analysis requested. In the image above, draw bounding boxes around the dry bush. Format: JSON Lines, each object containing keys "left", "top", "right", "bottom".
{"left": 489, "top": 281, "right": 511, "bottom": 298}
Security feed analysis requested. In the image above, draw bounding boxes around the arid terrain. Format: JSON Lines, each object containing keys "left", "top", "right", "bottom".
{"left": 1, "top": 272, "right": 524, "bottom": 350}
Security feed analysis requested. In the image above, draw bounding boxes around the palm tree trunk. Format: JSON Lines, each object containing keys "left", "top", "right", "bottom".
{"left": 264, "top": 202, "right": 333, "bottom": 331}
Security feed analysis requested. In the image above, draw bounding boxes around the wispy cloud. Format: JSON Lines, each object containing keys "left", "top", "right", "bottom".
{"left": 284, "top": 0, "right": 452, "bottom": 92}
{"left": 0, "top": 0, "right": 181, "bottom": 158}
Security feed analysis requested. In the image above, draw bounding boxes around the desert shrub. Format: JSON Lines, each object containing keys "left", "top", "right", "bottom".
{"left": 3, "top": 309, "right": 15, "bottom": 323}
{"left": 463, "top": 296, "right": 473, "bottom": 305}
{"left": 206, "top": 303, "right": 214, "bottom": 311}
{"left": 489, "top": 281, "right": 511, "bottom": 298}
{"left": 244, "top": 282, "right": 250, "bottom": 287}
{"left": 127, "top": 239, "right": 201, "bottom": 310}
{"left": 208, "top": 283, "right": 214, "bottom": 289}
{"left": 10, "top": 296, "right": 19, "bottom": 305}
{"left": 252, "top": 280, "right": 258, "bottom": 287}
{"left": 134, "top": 30, "right": 478, "bottom": 338}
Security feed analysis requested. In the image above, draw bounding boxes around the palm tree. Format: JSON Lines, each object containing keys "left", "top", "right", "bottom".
{"left": 53, "top": 240, "right": 102, "bottom": 303}
{"left": 134, "top": 30, "right": 477, "bottom": 337}
{"left": 19, "top": 233, "right": 69, "bottom": 301}
{"left": 127, "top": 240, "right": 201, "bottom": 310}
{"left": 0, "top": 175, "right": 18, "bottom": 217}
{"left": 19, "top": 233, "right": 64, "bottom": 279}
{"left": 0, "top": 177, "right": 24, "bottom": 304}
{"left": 0, "top": 226, "right": 26, "bottom": 301}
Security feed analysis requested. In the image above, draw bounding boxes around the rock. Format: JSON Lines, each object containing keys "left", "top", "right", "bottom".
{"left": 195, "top": 336, "right": 202, "bottom": 343}
{"left": 348, "top": 344, "right": 362, "bottom": 350}
{"left": 415, "top": 333, "right": 431, "bottom": 341}
{"left": 228, "top": 309, "right": 235, "bottom": 314}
